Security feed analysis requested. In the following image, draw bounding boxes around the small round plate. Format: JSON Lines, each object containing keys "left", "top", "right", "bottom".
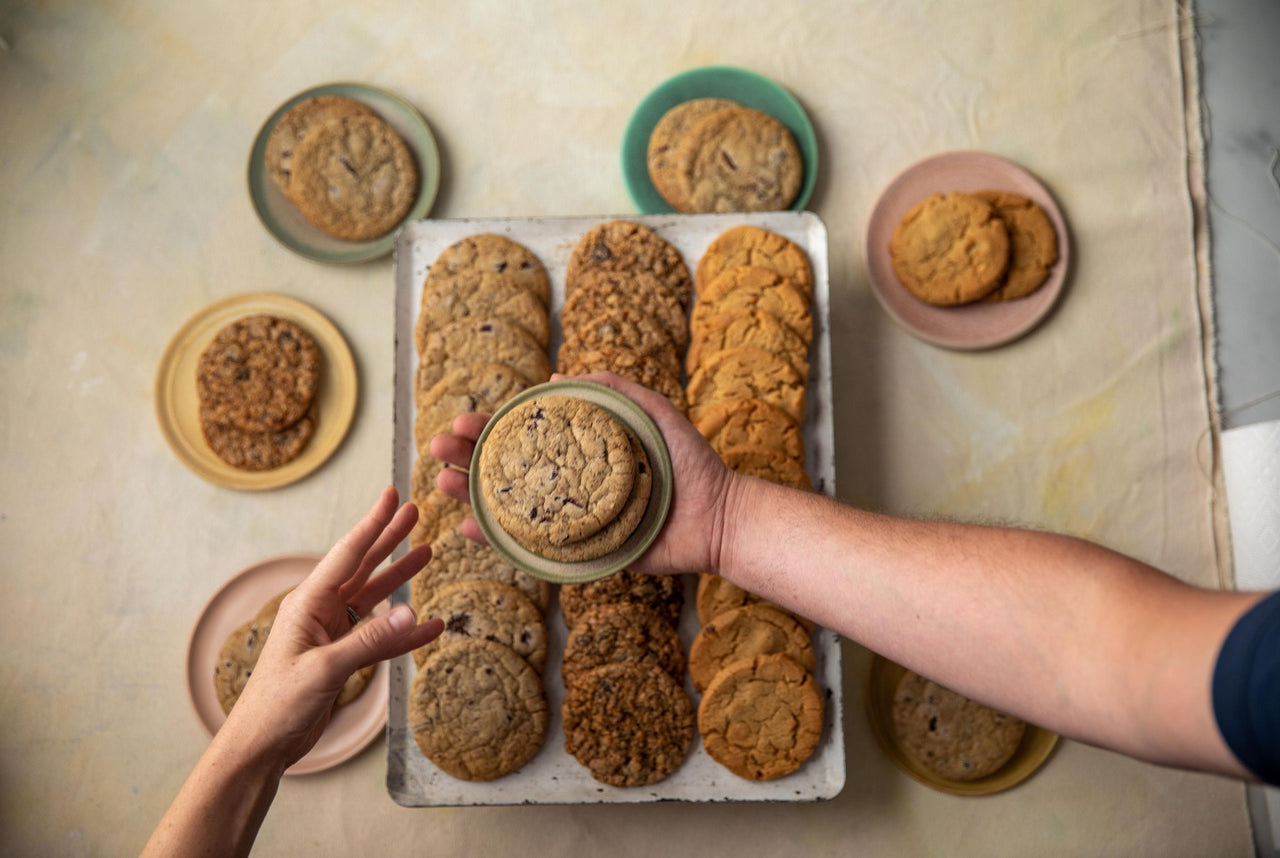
{"left": 864, "top": 151, "right": 1072, "bottom": 350}
{"left": 248, "top": 82, "right": 441, "bottom": 264}
{"left": 864, "top": 653, "right": 1059, "bottom": 796}
{"left": 468, "top": 380, "right": 674, "bottom": 585}
{"left": 185, "top": 553, "right": 389, "bottom": 776}
{"left": 622, "top": 65, "right": 818, "bottom": 214}
{"left": 154, "top": 292, "right": 357, "bottom": 491}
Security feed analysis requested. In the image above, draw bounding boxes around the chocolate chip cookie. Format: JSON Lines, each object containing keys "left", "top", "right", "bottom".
{"left": 413, "top": 580, "right": 548, "bottom": 672}
{"left": 891, "top": 670, "right": 1027, "bottom": 781}
{"left": 414, "top": 362, "right": 530, "bottom": 456}
{"left": 676, "top": 106, "right": 802, "bottom": 213}
{"left": 647, "top": 98, "right": 739, "bottom": 212}
{"left": 478, "top": 395, "right": 637, "bottom": 550}
{"left": 199, "top": 400, "right": 317, "bottom": 471}
{"left": 264, "top": 95, "right": 375, "bottom": 199}
{"left": 423, "top": 233, "right": 551, "bottom": 307}
{"left": 558, "top": 346, "right": 687, "bottom": 413}
{"left": 411, "top": 528, "right": 551, "bottom": 611}
{"left": 416, "top": 318, "right": 550, "bottom": 391}
{"left": 410, "top": 639, "right": 549, "bottom": 781}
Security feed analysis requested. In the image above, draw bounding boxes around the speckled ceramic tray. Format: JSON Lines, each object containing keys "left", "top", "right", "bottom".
{"left": 388, "top": 212, "right": 842, "bottom": 805}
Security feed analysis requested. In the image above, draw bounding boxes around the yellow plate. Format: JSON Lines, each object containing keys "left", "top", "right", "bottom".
{"left": 864, "top": 653, "right": 1059, "bottom": 796}
{"left": 154, "top": 293, "right": 357, "bottom": 490}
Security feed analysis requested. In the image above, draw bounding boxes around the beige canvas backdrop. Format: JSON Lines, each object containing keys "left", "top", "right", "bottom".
{"left": 0, "top": 0, "right": 1248, "bottom": 855}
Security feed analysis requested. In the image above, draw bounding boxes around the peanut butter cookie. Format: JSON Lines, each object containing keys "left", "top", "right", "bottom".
{"left": 562, "top": 661, "right": 695, "bottom": 787}
{"left": 696, "top": 225, "right": 814, "bottom": 298}
{"left": 698, "top": 653, "right": 823, "bottom": 780}
{"left": 676, "top": 107, "right": 802, "bottom": 213}
{"left": 973, "top": 190, "right": 1059, "bottom": 301}
{"left": 410, "top": 639, "right": 548, "bottom": 781}
{"left": 686, "top": 347, "right": 807, "bottom": 425}
{"left": 717, "top": 443, "right": 811, "bottom": 490}
{"left": 693, "top": 398, "right": 804, "bottom": 463}
{"left": 288, "top": 113, "right": 419, "bottom": 241}
{"left": 891, "top": 670, "right": 1026, "bottom": 781}
{"left": 691, "top": 266, "right": 812, "bottom": 346}
{"left": 685, "top": 308, "right": 810, "bottom": 379}
{"left": 888, "top": 192, "right": 1010, "bottom": 305}
{"left": 688, "top": 604, "right": 814, "bottom": 692}
{"left": 695, "top": 573, "right": 814, "bottom": 632}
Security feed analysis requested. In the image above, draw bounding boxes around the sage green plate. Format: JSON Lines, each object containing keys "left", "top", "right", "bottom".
{"left": 247, "top": 82, "right": 440, "bottom": 264}
{"left": 468, "top": 381, "right": 673, "bottom": 585}
{"left": 622, "top": 65, "right": 818, "bottom": 214}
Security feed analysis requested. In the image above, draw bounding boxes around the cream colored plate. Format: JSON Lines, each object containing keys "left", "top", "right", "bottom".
{"left": 865, "top": 653, "right": 1059, "bottom": 796}
{"left": 185, "top": 553, "right": 388, "bottom": 776}
{"left": 467, "top": 380, "right": 674, "bottom": 585}
{"left": 154, "top": 292, "right": 357, "bottom": 490}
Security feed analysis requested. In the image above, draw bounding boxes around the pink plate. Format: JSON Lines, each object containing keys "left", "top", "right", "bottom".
{"left": 864, "top": 151, "right": 1071, "bottom": 350}
{"left": 185, "top": 553, "right": 389, "bottom": 776}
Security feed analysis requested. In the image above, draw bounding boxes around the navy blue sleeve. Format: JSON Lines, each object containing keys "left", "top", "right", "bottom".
{"left": 1212, "top": 589, "right": 1280, "bottom": 785}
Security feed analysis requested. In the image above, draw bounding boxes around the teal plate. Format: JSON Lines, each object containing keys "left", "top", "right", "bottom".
{"left": 468, "top": 381, "right": 674, "bottom": 585}
{"left": 622, "top": 65, "right": 818, "bottom": 214}
{"left": 247, "top": 82, "right": 441, "bottom": 264}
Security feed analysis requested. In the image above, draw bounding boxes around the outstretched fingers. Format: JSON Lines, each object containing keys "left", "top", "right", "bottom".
{"left": 311, "top": 486, "right": 401, "bottom": 592}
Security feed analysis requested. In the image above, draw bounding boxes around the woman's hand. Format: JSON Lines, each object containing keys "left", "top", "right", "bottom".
{"left": 221, "top": 486, "right": 444, "bottom": 770}
{"left": 429, "top": 372, "right": 736, "bottom": 576}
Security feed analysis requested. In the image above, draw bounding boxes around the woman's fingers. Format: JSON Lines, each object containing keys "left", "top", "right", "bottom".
{"left": 311, "top": 487, "right": 400, "bottom": 591}
{"left": 338, "top": 501, "right": 419, "bottom": 603}
{"left": 346, "top": 544, "right": 432, "bottom": 615}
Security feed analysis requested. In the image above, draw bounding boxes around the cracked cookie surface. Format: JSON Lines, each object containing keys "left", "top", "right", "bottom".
{"left": 693, "top": 397, "right": 804, "bottom": 463}
{"left": 412, "top": 580, "right": 548, "bottom": 672}
{"left": 196, "top": 314, "right": 321, "bottom": 434}
{"left": 565, "top": 220, "right": 692, "bottom": 309}
{"left": 686, "top": 346, "right": 807, "bottom": 424}
{"left": 479, "top": 395, "right": 636, "bottom": 549}
{"left": 411, "top": 529, "right": 551, "bottom": 611}
{"left": 696, "top": 224, "right": 813, "bottom": 297}
{"left": 647, "top": 98, "right": 738, "bottom": 212}
{"left": 686, "top": 307, "right": 810, "bottom": 379}
{"left": 559, "top": 346, "right": 687, "bottom": 413}
{"left": 888, "top": 191, "right": 1010, "bottom": 305}
{"left": 688, "top": 604, "right": 814, "bottom": 692}
{"left": 677, "top": 107, "right": 802, "bottom": 213}
{"left": 973, "top": 190, "right": 1058, "bottom": 301}
{"left": 265, "top": 95, "right": 375, "bottom": 199}
{"left": 891, "top": 670, "right": 1026, "bottom": 781}
{"left": 416, "top": 318, "right": 549, "bottom": 391}
{"left": 691, "top": 265, "right": 812, "bottom": 345}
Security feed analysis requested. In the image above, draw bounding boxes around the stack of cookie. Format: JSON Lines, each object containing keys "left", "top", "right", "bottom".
{"left": 557, "top": 570, "right": 695, "bottom": 787}
{"left": 265, "top": 94, "right": 419, "bottom": 241}
{"left": 889, "top": 190, "right": 1059, "bottom": 306}
{"left": 681, "top": 224, "right": 825, "bottom": 779}
{"left": 556, "top": 220, "right": 692, "bottom": 413}
{"left": 477, "top": 395, "right": 653, "bottom": 563}
{"left": 891, "top": 669, "right": 1027, "bottom": 782}
{"left": 214, "top": 589, "right": 373, "bottom": 717}
{"left": 406, "top": 234, "right": 555, "bottom": 782}
{"left": 196, "top": 314, "right": 321, "bottom": 472}
{"left": 647, "top": 99, "right": 803, "bottom": 214}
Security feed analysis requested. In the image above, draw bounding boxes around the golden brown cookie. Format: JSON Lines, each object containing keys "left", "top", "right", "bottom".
{"left": 414, "top": 362, "right": 530, "bottom": 456}
{"left": 688, "top": 603, "right": 814, "bottom": 692}
{"left": 415, "top": 276, "right": 550, "bottom": 352}
{"left": 413, "top": 580, "right": 548, "bottom": 671}
{"left": 416, "top": 318, "right": 550, "bottom": 392}
{"left": 562, "top": 661, "right": 695, "bottom": 787}
{"left": 199, "top": 401, "right": 317, "bottom": 471}
{"left": 422, "top": 233, "right": 551, "bottom": 307}
{"left": 409, "top": 486, "right": 470, "bottom": 549}
{"left": 891, "top": 670, "right": 1027, "bottom": 781}
{"left": 557, "top": 306, "right": 681, "bottom": 379}
{"left": 559, "top": 569, "right": 684, "bottom": 630}
{"left": 561, "top": 269, "right": 689, "bottom": 350}
{"left": 685, "top": 347, "right": 807, "bottom": 425}
{"left": 698, "top": 653, "right": 823, "bottom": 780}
{"left": 647, "top": 98, "right": 739, "bottom": 212}
{"left": 565, "top": 220, "right": 692, "bottom": 309}
{"left": 676, "top": 107, "right": 803, "bottom": 213}
{"left": 196, "top": 314, "right": 321, "bottom": 434}
{"left": 264, "top": 95, "right": 375, "bottom": 198}
{"left": 695, "top": 573, "right": 815, "bottom": 633}
{"left": 717, "top": 443, "right": 811, "bottom": 490}
{"left": 560, "top": 603, "right": 686, "bottom": 686}
{"left": 410, "top": 639, "right": 548, "bottom": 781}
{"left": 693, "top": 398, "right": 804, "bottom": 463}
{"left": 533, "top": 433, "right": 652, "bottom": 563}
{"left": 696, "top": 225, "right": 814, "bottom": 298}
{"left": 411, "top": 529, "right": 552, "bottom": 612}
{"left": 288, "top": 114, "right": 419, "bottom": 241}
{"left": 690, "top": 266, "right": 812, "bottom": 346}
{"left": 685, "top": 308, "right": 810, "bottom": 380}
{"left": 972, "top": 190, "right": 1059, "bottom": 301}
{"left": 888, "top": 192, "right": 1010, "bottom": 306}
{"left": 558, "top": 346, "right": 687, "bottom": 413}
{"left": 478, "top": 395, "right": 636, "bottom": 550}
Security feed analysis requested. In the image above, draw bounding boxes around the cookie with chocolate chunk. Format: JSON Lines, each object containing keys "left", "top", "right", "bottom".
{"left": 416, "top": 318, "right": 549, "bottom": 391}
{"left": 264, "top": 95, "right": 375, "bottom": 199}
{"left": 413, "top": 580, "right": 548, "bottom": 671}
{"left": 891, "top": 670, "right": 1027, "bottom": 781}
{"left": 676, "top": 106, "right": 802, "bottom": 213}
{"left": 196, "top": 314, "right": 321, "bottom": 434}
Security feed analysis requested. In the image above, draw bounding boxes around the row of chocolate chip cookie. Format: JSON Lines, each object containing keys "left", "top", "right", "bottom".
{"left": 557, "top": 570, "right": 696, "bottom": 787}
{"left": 556, "top": 220, "right": 692, "bottom": 413}
{"left": 405, "top": 234, "right": 554, "bottom": 781}
{"left": 683, "top": 225, "right": 825, "bottom": 780}
{"left": 265, "top": 94, "right": 419, "bottom": 241}
{"left": 195, "top": 313, "right": 322, "bottom": 472}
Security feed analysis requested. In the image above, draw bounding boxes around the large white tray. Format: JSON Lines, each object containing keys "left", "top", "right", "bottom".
{"left": 387, "top": 212, "right": 842, "bottom": 806}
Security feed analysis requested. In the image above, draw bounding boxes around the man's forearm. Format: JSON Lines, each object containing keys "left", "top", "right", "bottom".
{"left": 715, "top": 474, "right": 1259, "bottom": 777}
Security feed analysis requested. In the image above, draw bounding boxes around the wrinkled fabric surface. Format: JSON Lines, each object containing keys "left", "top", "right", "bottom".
{"left": 0, "top": 1, "right": 1249, "bottom": 855}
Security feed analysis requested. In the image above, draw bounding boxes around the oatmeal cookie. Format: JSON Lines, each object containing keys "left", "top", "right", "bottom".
{"left": 196, "top": 314, "right": 321, "bottom": 434}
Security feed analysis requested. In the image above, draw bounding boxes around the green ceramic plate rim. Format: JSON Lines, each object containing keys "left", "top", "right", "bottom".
{"left": 621, "top": 65, "right": 819, "bottom": 214}
{"left": 864, "top": 653, "right": 1060, "bottom": 796}
{"left": 468, "top": 380, "right": 674, "bottom": 585}
{"left": 247, "top": 82, "right": 441, "bottom": 265}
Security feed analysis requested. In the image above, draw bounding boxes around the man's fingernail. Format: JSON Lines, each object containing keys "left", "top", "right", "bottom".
{"left": 387, "top": 604, "right": 416, "bottom": 633}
